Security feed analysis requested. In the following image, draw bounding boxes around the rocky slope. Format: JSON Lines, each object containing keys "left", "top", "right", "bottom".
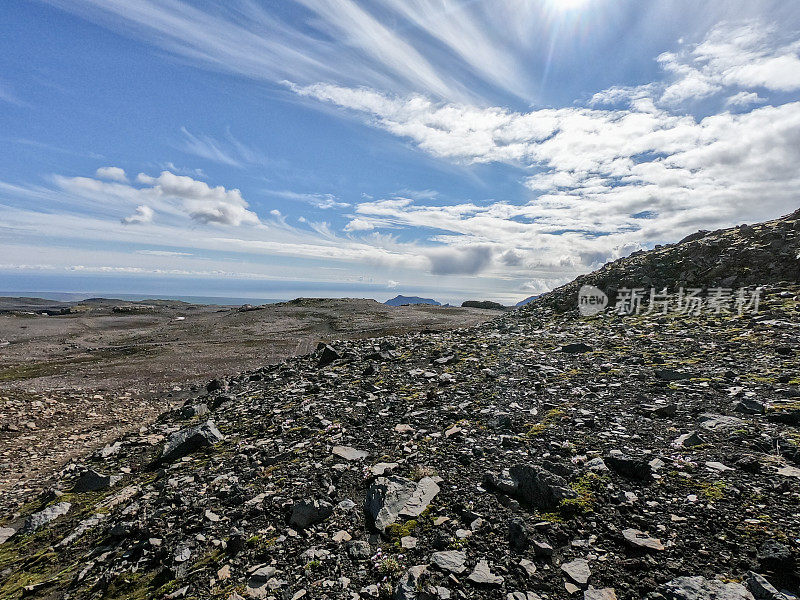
{"left": 0, "top": 298, "right": 498, "bottom": 516}
{"left": 538, "top": 208, "right": 800, "bottom": 312}
{"left": 1, "top": 219, "right": 799, "bottom": 600}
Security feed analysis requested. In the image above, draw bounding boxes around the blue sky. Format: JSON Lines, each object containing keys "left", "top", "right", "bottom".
{"left": 2, "top": 0, "right": 800, "bottom": 304}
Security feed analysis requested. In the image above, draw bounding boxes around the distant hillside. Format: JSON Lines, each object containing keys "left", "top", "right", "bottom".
{"left": 515, "top": 295, "right": 538, "bottom": 307}
{"left": 461, "top": 300, "right": 506, "bottom": 310}
{"left": 384, "top": 295, "right": 441, "bottom": 306}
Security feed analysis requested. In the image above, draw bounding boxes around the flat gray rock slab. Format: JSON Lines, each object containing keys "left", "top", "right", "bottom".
{"left": 399, "top": 476, "right": 440, "bottom": 518}
{"left": 649, "top": 576, "right": 755, "bottom": 599}
{"left": 561, "top": 558, "right": 591, "bottom": 585}
{"left": 623, "top": 528, "right": 665, "bottom": 551}
{"left": 699, "top": 413, "right": 743, "bottom": 430}
{"left": 0, "top": 527, "right": 17, "bottom": 545}
{"left": 585, "top": 588, "right": 618, "bottom": 600}
{"left": 468, "top": 559, "right": 504, "bottom": 586}
{"left": 394, "top": 565, "right": 428, "bottom": 600}
{"left": 365, "top": 475, "right": 440, "bottom": 532}
{"left": 431, "top": 550, "right": 467, "bottom": 574}
{"left": 332, "top": 446, "right": 369, "bottom": 461}
{"left": 23, "top": 502, "right": 72, "bottom": 534}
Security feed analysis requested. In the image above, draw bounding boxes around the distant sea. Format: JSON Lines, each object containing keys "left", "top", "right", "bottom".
{"left": 0, "top": 291, "right": 284, "bottom": 307}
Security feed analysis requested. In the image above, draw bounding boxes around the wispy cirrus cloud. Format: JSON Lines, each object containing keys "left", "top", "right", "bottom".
{"left": 41, "top": 0, "right": 484, "bottom": 101}
{"left": 179, "top": 127, "right": 269, "bottom": 168}
{"left": 265, "top": 189, "right": 350, "bottom": 210}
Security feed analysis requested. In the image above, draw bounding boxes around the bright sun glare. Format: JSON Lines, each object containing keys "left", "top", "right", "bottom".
{"left": 550, "top": 0, "right": 590, "bottom": 10}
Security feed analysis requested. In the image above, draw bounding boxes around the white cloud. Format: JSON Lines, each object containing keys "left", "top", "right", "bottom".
{"left": 136, "top": 171, "right": 260, "bottom": 226}
{"left": 725, "top": 91, "right": 767, "bottom": 107}
{"left": 344, "top": 218, "right": 376, "bottom": 232}
{"left": 55, "top": 169, "right": 261, "bottom": 227}
{"left": 387, "top": 279, "right": 399, "bottom": 289}
{"left": 657, "top": 23, "right": 800, "bottom": 104}
{"left": 95, "top": 166, "right": 128, "bottom": 182}
{"left": 121, "top": 205, "right": 153, "bottom": 225}
{"left": 588, "top": 84, "right": 659, "bottom": 107}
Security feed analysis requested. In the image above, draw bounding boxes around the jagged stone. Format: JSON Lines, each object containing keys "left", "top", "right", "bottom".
{"left": 483, "top": 465, "right": 577, "bottom": 510}
{"left": 347, "top": 540, "right": 371, "bottom": 559}
{"left": 604, "top": 453, "right": 653, "bottom": 480}
{"left": 290, "top": 499, "right": 333, "bottom": 529}
{"left": 467, "top": 559, "right": 504, "bottom": 586}
{"left": 71, "top": 468, "right": 121, "bottom": 492}
{"left": 675, "top": 431, "right": 706, "bottom": 447}
{"left": 654, "top": 369, "right": 691, "bottom": 381}
{"left": 757, "top": 540, "right": 795, "bottom": 572}
{"left": 642, "top": 403, "right": 678, "bottom": 418}
{"left": 365, "top": 476, "right": 439, "bottom": 532}
{"left": 745, "top": 572, "right": 788, "bottom": 600}
{"left": 0, "top": 526, "right": 17, "bottom": 545}
{"left": 508, "top": 517, "right": 529, "bottom": 550}
{"left": 394, "top": 565, "right": 427, "bottom": 600}
{"left": 561, "top": 559, "right": 591, "bottom": 585}
{"left": 585, "top": 588, "right": 617, "bottom": 600}
{"left": 22, "top": 502, "right": 71, "bottom": 533}
{"left": 560, "top": 343, "right": 593, "bottom": 353}
{"left": 734, "top": 399, "right": 765, "bottom": 415}
{"left": 317, "top": 344, "right": 340, "bottom": 368}
{"left": 332, "top": 445, "right": 369, "bottom": 461}
{"left": 431, "top": 550, "right": 466, "bottom": 574}
{"left": 159, "top": 420, "right": 223, "bottom": 462}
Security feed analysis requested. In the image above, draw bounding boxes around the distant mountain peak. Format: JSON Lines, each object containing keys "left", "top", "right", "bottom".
{"left": 384, "top": 295, "right": 441, "bottom": 306}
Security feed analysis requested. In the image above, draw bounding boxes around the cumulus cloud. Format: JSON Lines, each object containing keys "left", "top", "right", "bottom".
{"left": 136, "top": 171, "right": 260, "bottom": 226}
{"left": 344, "top": 218, "right": 376, "bottom": 232}
{"left": 121, "top": 205, "right": 154, "bottom": 225}
{"left": 725, "top": 91, "right": 766, "bottom": 107}
{"left": 96, "top": 166, "right": 128, "bottom": 182}
{"left": 57, "top": 169, "right": 261, "bottom": 227}
{"left": 427, "top": 245, "right": 494, "bottom": 275}
{"left": 657, "top": 23, "right": 800, "bottom": 104}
